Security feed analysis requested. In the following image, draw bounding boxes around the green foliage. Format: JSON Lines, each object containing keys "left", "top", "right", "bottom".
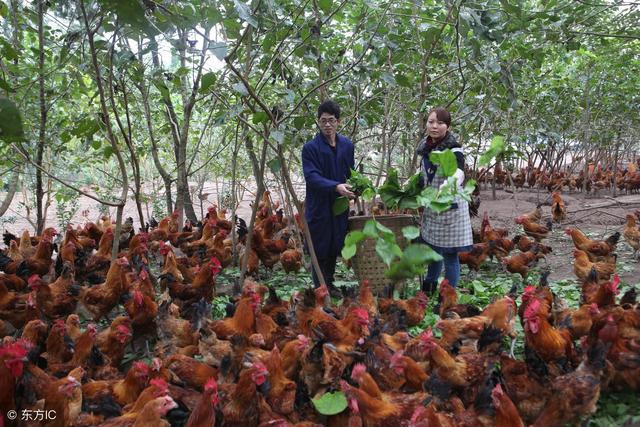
{"left": 211, "top": 295, "right": 231, "bottom": 320}
{"left": 312, "top": 391, "right": 347, "bottom": 415}
{"left": 0, "top": 97, "right": 24, "bottom": 142}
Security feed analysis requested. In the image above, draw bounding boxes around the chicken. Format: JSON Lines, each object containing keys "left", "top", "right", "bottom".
{"left": 499, "top": 354, "right": 550, "bottom": 423}
{"left": 520, "top": 205, "right": 543, "bottom": 223}
{"left": 83, "top": 360, "right": 150, "bottom": 409}
{"left": 486, "top": 383, "right": 524, "bottom": 427}
{"left": 458, "top": 242, "right": 493, "bottom": 274}
{"left": 420, "top": 328, "right": 490, "bottom": 390}
{"left": 263, "top": 345, "right": 296, "bottom": 415}
{"left": 124, "top": 288, "right": 158, "bottom": 335}
{"left": 482, "top": 292, "right": 519, "bottom": 357}
{"left": 573, "top": 249, "right": 616, "bottom": 282}
{"left": 184, "top": 377, "right": 218, "bottom": 427}
{"left": 523, "top": 298, "right": 575, "bottom": 373}
{"left": 209, "top": 291, "right": 260, "bottom": 339}
{"left": 550, "top": 192, "right": 566, "bottom": 223}
{"left": 221, "top": 361, "right": 269, "bottom": 426}
{"left": 501, "top": 249, "right": 538, "bottom": 279}
{"left": 164, "top": 354, "right": 219, "bottom": 391}
{"left": 437, "top": 279, "right": 480, "bottom": 319}
{"left": 14, "top": 235, "right": 54, "bottom": 278}
{"left": 78, "top": 227, "right": 114, "bottom": 281}
{"left": 43, "top": 373, "right": 83, "bottom": 427}
{"left": 480, "top": 212, "right": 509, "bottom": 243}
{"left": 565, "top": 228, "right": 620, "bottom": 261}
{"left": 387, "top": 350, "right": 428, "bottom": 392}
{"left": 155, "top": 300, "right": 203, "bottom": 357}
{"left": 44, "top": 318, "right": 75, "bottom": 364}
{"left": 532, "top": 341, "right": 608, "bottom": 427}
{"left": 515, "top": 216, "right": 552, "bottom": 241}
{"left": 512, "top": 235, "right": 552, "bottom": 255}
{"left": 96, "top": 316, "right": 133, "bottom": 368}
{"left": 280, "top": 248, "right": 303, "bottom": 274}
{"left": 378, "top": 291, "right": 429, "bottom": 327}
{"left": 76, "top": 257, "right": 131, "bottom": 321}
{"left": 582, "top": 274, "right": 620, "bottom": 308}
{"left": 623, "top": 213, "right": 640, "bottom": 258}
{"left": 132, "top": 395, "right": 178, "bottom": 427}
{"left": 168, "top": 257, "right": 221, "bottom": 304}
{"left": 0, "top": 340, "right": 30, "bottom": 416}
{"left": 555, "top": 302, "right": 600, "bottom": 340}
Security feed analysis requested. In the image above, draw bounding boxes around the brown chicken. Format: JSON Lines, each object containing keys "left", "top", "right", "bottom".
{"left": 515, "top": 216, "right": 552, "bottom": 241}
{"left": 209, "top": 291, "right": 260, "bottom": 339}
{"left": 184, "top": 377, "right": 219, "bottom": 427}
{"left": 582, "top": 274, "right": 620, "bottom": 308}
{"left": 573, "top": 249, "right": 616, "bottom": 282}
{"left": 565, "top": 228, "right": 620, "bottom": 261}
{"left": 458, "top": 242, "right": 493, "bottom": 273}
{"left": 512, "top": 235, "right": 552, "bottom": 255}
{"left": 550, "top": 192, "right": 566, "bottom": 223}
{"left": 491, "top": 383, "right": 525, "bottom": 427}
{"left": 280, "top": 248, "right": 303, "bottom": 274}
{"left": 131, "top": 395, "right": 178, "bottom": 427}
{"left": 532, "top": 341, "right": 608, "bottom": 427}
{"left": 221, "top": 361, "right": 270, "bottom": 426}
{"left": 96, "top": 316, "right": 133, "bottom": 368}
{"left": 0, "top": 340, "right": 30, "bottom": 417}
{"left": 76, "top": 257, "right": 131, "bottom": 321}
{"left": 501, "top": 250, "right": 538, "bottom": 279}
{"left": 623, "top": 214, "right": 640, "bottom": 258}
{"left": 437, "top": 279, "right": 480, "bottom": 319}
{"left": 555, "top": 302, "right": 600, "bottom": 340}
{"left": 263, "top": 345, "right": 296, "bottom": 415}
{"left": 83, "top": 360, "right": 150, "bottom": 407}
{"left": 523, "top": 298, "right": 575, "bottom": 371}
{"left": 378, "top": 291, "right": 429, "bottom": 327}
{"left": 43, "top": 373, "right": 83, "bottom": 427}
{"left": 164, "top": 354, "right": 219, "bottom": 391}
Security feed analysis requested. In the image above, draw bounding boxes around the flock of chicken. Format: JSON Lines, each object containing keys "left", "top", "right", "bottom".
{"left": 478, "top": 163, "right": 640, "bottom": 194}
{"left": 0, "top": 189, "right": 639, "bottom": 427}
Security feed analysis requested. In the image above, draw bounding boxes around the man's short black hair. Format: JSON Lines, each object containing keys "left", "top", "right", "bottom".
{"left": 317, "top": 100, "right": 341, "bottom": 119}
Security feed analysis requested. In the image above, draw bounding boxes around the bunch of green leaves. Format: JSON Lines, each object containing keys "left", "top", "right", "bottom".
{"left": 342, "top": 219, "right": 442, "bottom": 282}
{"left": 378, "top": 169, "right": 424, "bottom": 211}
{"left": 333, "top": 168, "right": 376, "bottom": 215}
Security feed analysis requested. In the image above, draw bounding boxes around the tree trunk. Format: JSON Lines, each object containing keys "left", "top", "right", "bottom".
{"left": 0, "top": 167, "right": 20, "bottom": 216}
{"left": 36, "top": 0, "right": 47, "bottom": 234}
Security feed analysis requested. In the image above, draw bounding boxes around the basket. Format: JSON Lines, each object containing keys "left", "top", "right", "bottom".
{"left": 347, "top": 214, "right": 418, "bottom": 294}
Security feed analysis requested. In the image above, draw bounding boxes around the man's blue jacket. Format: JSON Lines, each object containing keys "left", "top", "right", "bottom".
{"left": 301, "top": 132, "right": 355, "bottom": 259}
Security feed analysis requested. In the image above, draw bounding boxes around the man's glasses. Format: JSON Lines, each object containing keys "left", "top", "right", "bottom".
{"left": 319, "top": 118, "right": 337, "bottom": 125}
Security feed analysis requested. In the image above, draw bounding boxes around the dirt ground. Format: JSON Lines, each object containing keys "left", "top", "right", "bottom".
{"left": 473, "top": 187, "right": 640, "bottom": 285}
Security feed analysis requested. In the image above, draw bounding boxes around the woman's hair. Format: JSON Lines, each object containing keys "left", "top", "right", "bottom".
{"left": 428, "top": 107, "right": 451, "bottom": 127}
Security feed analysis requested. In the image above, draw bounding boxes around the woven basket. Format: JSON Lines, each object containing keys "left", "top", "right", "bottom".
{"left": 347, "top": 214, "right": 418, "bottom": 294}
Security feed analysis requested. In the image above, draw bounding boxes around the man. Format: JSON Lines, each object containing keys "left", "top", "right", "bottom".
{"left": 302, "top": 100, "right": 355, "bottom": 297}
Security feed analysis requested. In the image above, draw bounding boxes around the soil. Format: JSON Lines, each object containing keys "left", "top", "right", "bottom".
{"left": 474, "top": 187, "right": 640, "bottom": 285}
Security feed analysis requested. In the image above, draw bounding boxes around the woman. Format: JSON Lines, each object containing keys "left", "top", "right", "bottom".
{"left": 416, "top": 107, "right": 473, "bottom": 293}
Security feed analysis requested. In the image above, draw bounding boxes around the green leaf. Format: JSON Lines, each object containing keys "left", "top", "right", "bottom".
{"left": 333, "top": 196, "right": 349, "bottom": 215}
{"left": 98, "top": 0, "right": 154, "bottom": 36}
{"left": 363, "top": 220, "right": 378, "bottom": 237}
{"left": 402, "top": 226, "right": 420, "bottom": 240}
{"left": 312, "top": 391, "right": 347, "bottom": 415}
{"left": 429, "top": 149, "right": 457, "bottom": 177}
{"left": 341, "top": 244, "right": 357, "bottom": 260}
{"left": 199, "top": 72, "right": 217, "bottom": 93}
{"left": 344, "top": 230, "right": 365, "bottom": 246}
{"left": 375, "top": 238, "right": 401, "bottom": 266}
{"left": 318, "top": 0, "right": 332, "bottom": 14}
{"left": 361, "top": 187, "right": 375, "bottom": 202}
{"left": 267, "top": 158, "right": 281, "bottom": 174}
{"left": 91, "top": 139, "right": 102, "bottom": 150}
{"left": 479, "top": 135, "right": 505, "bottom": 166}
{"left": 208, "top": 42, "right": 227, "bottom": 60}
{"left": 252, "top": 112, "right": 269, "bottom": 124}
{"left": 103, "top": 145, "right": 113, "bottom": 159}
{"left": 153, "top": 79, "right": 171, "bottom": 102}
{"left": 293, "top": 116, "right": 306, "bottom": 130}
{"left": 0, "top": 97, "right": 24, "bottom": 142}
{"left": 0, "top": 77, "right": 13, "bottom": 92}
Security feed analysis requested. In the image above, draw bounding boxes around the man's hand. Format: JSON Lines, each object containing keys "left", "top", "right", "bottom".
{"left": 336, "top": 183, "right": 355, "bottom": 198}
